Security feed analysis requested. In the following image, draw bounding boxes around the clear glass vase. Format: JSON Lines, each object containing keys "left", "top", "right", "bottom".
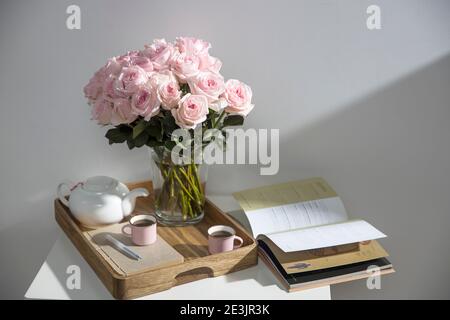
{"left": 149, "top": 147, "right": 208, "bottom": 226}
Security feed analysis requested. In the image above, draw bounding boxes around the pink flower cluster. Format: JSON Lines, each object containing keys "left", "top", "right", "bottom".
{"left": 84, "top": 37, "right": 254, "bottom": 129}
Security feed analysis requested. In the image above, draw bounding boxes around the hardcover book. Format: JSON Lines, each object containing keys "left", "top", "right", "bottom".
{"left": 233, "top": 177, "right": 394, "bottom": 291}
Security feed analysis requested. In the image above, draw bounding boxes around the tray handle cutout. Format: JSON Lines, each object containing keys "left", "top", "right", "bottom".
{"left": 175, "top": 267, "right": 214, "bottom": 286}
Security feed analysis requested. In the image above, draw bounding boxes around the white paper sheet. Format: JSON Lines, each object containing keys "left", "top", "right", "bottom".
{"left": 245, "top": 197, "right": 348, "bottom": 237}
{"left": 267, "top": 220, "right": 387, "bottom": 252}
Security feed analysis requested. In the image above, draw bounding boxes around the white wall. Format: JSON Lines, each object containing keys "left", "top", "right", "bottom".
{"left": 1, "top": 0, "right": 449, "bottom": 299}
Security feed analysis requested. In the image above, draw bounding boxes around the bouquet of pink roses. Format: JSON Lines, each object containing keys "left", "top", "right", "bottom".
{"left": 84, "top": 37, "right": 253, "bottom": 149}
{"left": 83, "top": 37, "right": 254, "bottom": 225}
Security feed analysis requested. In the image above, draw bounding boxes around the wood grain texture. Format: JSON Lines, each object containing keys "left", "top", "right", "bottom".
{"left": 55, "top": 180, "right": 258, "bottom": 299}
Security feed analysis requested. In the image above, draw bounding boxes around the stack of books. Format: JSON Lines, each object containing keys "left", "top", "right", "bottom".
{"left": 233, "top": 177, "right": 394, "bottom": 291}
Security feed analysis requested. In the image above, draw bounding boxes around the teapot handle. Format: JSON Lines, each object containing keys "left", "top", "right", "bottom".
{"left": 57, "top": 180, "right": 76, "bottom": 207}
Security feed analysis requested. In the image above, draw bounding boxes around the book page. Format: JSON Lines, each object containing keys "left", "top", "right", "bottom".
{"left": 267, "top": 220, "right": 387, "bottom": 252}
{"left": 233, "top": 177, "right": 338, "bottom": 211}
{"left": 233, "top": 178, "right": 347, "bottom": 237}
{"left": 245, "top": 197, "right": 348, "bottom": 237}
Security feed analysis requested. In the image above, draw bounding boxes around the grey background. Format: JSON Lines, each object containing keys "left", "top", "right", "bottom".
{"left": 1, "top": 0, "right": 449, "bottom": 299}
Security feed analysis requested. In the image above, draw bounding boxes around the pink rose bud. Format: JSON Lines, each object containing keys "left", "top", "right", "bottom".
{"left": 171, "top": 93, "right": 209, "bottom": 129}
{"left": 222, "top": 79, "right": 254, "bottom": 116}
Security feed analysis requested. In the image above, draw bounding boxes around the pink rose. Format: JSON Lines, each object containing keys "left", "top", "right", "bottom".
{"left": 111, "top": 98, "right": 138, "bottom": 125}
{"left": 222, "top": 79, "right": 254, "bottom": 116}
{"left": 91, "top": 98, "right": 113, "bottom": 125}
{"left": 148, "top": 70, "right": 172, "bottom": 87}
{"left": 103, "top": 57, "right": 122, "bottom": 76}
{"left": 158, "top": 78, "right": 181, "bottom": 110}
{"left": 90, "top": 58, "right": 122, "bottom": 89}
{"left": 188, "top": 71, "right": 225, "bottom": 103}
{"left": 127, "top": 50, "right": 140, "bottom": 57}
{"left": 130, "top": 56, "right": 153, "bottom": 73}
{"left": 116, "top": 54, "right": 132, "bottom": 67}
{"left": 171, "top": 93, "right": 209, "bottom": 129}
{"left": 116, "top": 51, "right": 139, "bottom": 67}
{"left": 102, "top": 74, "right": 122, "bottom": 100}
{"left": 175, "top": 37, "right": 222, "bottom": 74}
{"left": 114, "top": 66, "right": 148, "bottom": 96}
{"left": 199, "top": 55, "right": 222, "bottom": 73}
{"left": 142, "top": 39, "right": 174, "bottom": 71}
{"left": 170, "top": 51, "right": 200, "bottom": 82}
{"left": 131, "top": 84, "right": 160, "bottom": 121}
{"left": 148, "top": 71, "right": 181, "bottom": 110}
{"left": 175, "top": 37, "right": 211, "bottom": 56}
{"left": 83, "top": 76, "right": 102, "bottom": 101}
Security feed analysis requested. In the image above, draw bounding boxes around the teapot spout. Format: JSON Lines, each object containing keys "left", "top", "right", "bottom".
{"left": 122, "top": 188, "right": 150, "bottom": 217}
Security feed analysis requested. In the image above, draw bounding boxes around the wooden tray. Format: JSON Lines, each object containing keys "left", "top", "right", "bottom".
{"left": 55, "top": 180, "right": 258, "bottom": 299}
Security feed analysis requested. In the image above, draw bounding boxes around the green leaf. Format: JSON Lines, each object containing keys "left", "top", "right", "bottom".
{"left": 105, "top": 127, "right": 128, "bottom": 144}
{"left": 206, "top": 110, "right": 216, "bottom": 128}
{"left": 132, "top": 119, "right": 147, "bottom": 139}
{"left": 139, "top": 117, "right": 163, "bottom": 141}
{"left": 146, "top": 138, "right": 160, "bottom": 148}
{"left": 145, "top": 123, "right": 162, "bottom": 140}
{"left": 180, "top": 83, "right": 190, "bottom": 95}
{"left": 134, "top": 131, "right": 149, "bottom": 148}
{"left": 162, "top": 115, "right": 177, "bottom": 136}
{"left": 223, "top": 115, "right": 244, "bottom": 127}
{"left": 126, "top": 137, "right": 135, "bottom": 150}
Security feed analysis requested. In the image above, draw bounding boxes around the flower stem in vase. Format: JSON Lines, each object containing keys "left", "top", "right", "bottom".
{"left": 152, "top": 153, "right": 207, "bottom": 225}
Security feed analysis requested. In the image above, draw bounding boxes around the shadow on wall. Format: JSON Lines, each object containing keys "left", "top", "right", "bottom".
{"left": 278, "top": 53, "right": 450, "bottom": 299}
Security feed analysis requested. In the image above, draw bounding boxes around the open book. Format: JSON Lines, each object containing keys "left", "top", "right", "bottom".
{"left": 233, "top": 177, "right": 394, "bottom": 291}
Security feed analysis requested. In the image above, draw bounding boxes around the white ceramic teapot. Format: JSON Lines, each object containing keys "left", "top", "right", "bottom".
{"left": 57, "top": 176, "right": 149, "bottom": 228}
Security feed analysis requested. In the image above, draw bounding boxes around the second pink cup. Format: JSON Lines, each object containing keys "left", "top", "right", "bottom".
{"left": 208, "top": 225, "right": 243, "bottom": 254}
{"left": 122, "top": 214, "right": 157, "bottom": 246}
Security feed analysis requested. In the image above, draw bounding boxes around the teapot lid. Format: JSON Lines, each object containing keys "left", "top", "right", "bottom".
{"left": 82, "top": 176, "right": 118, "bottom": 193}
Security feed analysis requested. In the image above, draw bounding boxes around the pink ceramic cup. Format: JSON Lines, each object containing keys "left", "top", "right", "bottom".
{"left": 208, "top": 225, "right": 243, "bottom": 254}
{"left": 122, "top": 214, "right": 157, "bottom": 246}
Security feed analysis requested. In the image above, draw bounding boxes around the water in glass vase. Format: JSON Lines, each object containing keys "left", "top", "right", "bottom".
{"left": 149, "top": 147, "right": 208, "bottom": 226}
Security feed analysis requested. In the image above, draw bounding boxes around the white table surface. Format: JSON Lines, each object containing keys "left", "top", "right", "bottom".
{"left": 24, "top": 195, "right": 331, "bottom": 300}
